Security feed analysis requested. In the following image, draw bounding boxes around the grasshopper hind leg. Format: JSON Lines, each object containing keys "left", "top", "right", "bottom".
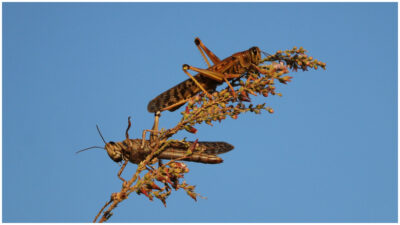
{"left": 194, "top": 37, "right": 221, "bottom": 66}
{"left": 150, "top": 111, "right": 160, "bottom": 142}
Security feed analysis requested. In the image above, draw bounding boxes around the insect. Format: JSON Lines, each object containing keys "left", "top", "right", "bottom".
{"left": 77, "top": 118, "right": 234, "bottom": 165}
{"left": 147, "top": 37, "right": 270, "bottom": 113}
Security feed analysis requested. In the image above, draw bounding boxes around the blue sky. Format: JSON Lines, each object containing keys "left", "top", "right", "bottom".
{"left": 3, "top": 2, "right": 397, "bottom": 222}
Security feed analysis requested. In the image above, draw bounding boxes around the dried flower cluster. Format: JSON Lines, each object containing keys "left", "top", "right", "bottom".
{"left": 93, "top": 47, "right": 326, "bottom": 223}
{"left": 179, "top": 46, "right": 326, "bottom": 132}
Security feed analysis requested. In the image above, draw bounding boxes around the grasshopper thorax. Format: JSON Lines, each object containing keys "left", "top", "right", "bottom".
{"left": 105, "top": 141, "right": 124, "bottom": 162}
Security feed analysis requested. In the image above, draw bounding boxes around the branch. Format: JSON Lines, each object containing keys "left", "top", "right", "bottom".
{"left": 93, "top": 47, "right": 326, "bottom": 222}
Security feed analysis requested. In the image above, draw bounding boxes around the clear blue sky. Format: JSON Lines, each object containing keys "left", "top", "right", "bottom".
{"left": 3, "top": 2, "right": 397, "bottom": 222}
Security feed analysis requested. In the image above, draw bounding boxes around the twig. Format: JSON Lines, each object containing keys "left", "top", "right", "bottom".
{"left": 93, "top": 199, "right": 112, "bottom": 223}
{"left": 92, "top": 48, "right": 326, "bottom": 222}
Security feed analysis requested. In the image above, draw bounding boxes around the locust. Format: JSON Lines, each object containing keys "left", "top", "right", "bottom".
{"left": 77, "top": 117, "right": 234, "bottom": 165}
{"left": 147, "top": 37, "right": 271, "bottom": 113}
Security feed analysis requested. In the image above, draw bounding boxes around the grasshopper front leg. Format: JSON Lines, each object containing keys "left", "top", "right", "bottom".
{"left": 118, "top": 160, "right": 128, "bottom": 183}
{"left": 117, "top": 117, "right": 133, "bottom": 183}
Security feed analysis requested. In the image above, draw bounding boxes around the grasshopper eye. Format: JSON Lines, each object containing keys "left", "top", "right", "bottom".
{"left": 109, "top": 141, "right": 116, "bottom": 145}
{"left": 252, "top": 47, "right": 258, "bottom": 55}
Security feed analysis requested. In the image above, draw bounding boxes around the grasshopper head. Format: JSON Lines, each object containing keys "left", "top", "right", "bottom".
{"left": 105, "top": 141, "right": 123, "bottom": 162}
{"left": 76, "top": 126, "right": 125, "bottom": 163}
{"left": 249, "top": 46, "right": 262, "bottom": 64}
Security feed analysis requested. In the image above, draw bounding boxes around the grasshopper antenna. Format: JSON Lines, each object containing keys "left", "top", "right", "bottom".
{"left": 262, "top": 51, "right": 271, "bottom": 57}
{"left": 76, "top": 146, "right": 105, "bottom": 154}
{"left": 96, "top": 125, "right": 107, "bottom": 144}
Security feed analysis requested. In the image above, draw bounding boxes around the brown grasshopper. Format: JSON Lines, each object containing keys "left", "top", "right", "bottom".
{"left": 147, "top": 37, "right": 272, "bottom": 113}
{"left": 77, "top": 118, "right": 234, "bottom": 165}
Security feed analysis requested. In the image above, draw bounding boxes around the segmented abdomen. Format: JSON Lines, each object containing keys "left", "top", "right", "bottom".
{"left": 147, "top": 74, "right": 220, "bottom": 113}
{"left": 159, "top": 150, "right": 223, "bottom": 164}
{"left": 167, "top": 141, "right": 234, "bottom": 155}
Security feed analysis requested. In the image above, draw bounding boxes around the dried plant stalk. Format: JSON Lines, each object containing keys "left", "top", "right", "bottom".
{"left": 93, "top": 47, "right": 326, "bottom": 222}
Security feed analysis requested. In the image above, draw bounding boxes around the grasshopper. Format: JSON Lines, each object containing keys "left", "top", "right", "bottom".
{"left": 147, "top": 37, "right": 271, "bottom": 113}
{"left": 77, "top": 117, "right": 234, "bottom": 165}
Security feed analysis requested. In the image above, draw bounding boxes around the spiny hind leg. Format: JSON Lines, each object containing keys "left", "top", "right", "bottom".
{"left": 159, "top": 98, "right": 190, "bottom": 112}
{"left": 182, "top": 64, "right": 241, "bottom": 97}
{"left": 182, "top": 65, "right": 213, "bottom": 98}
{"left": 141, "top": 111, "right": 161, "bottom": 148}
{"left": 150, "top": 111, "right": 161, "bottom": 143}
{"left": 194, "top": 37, "right": 221, "bottom": 67}
{"left": 152, "top": 111, "right": 160, "bottom": 133}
